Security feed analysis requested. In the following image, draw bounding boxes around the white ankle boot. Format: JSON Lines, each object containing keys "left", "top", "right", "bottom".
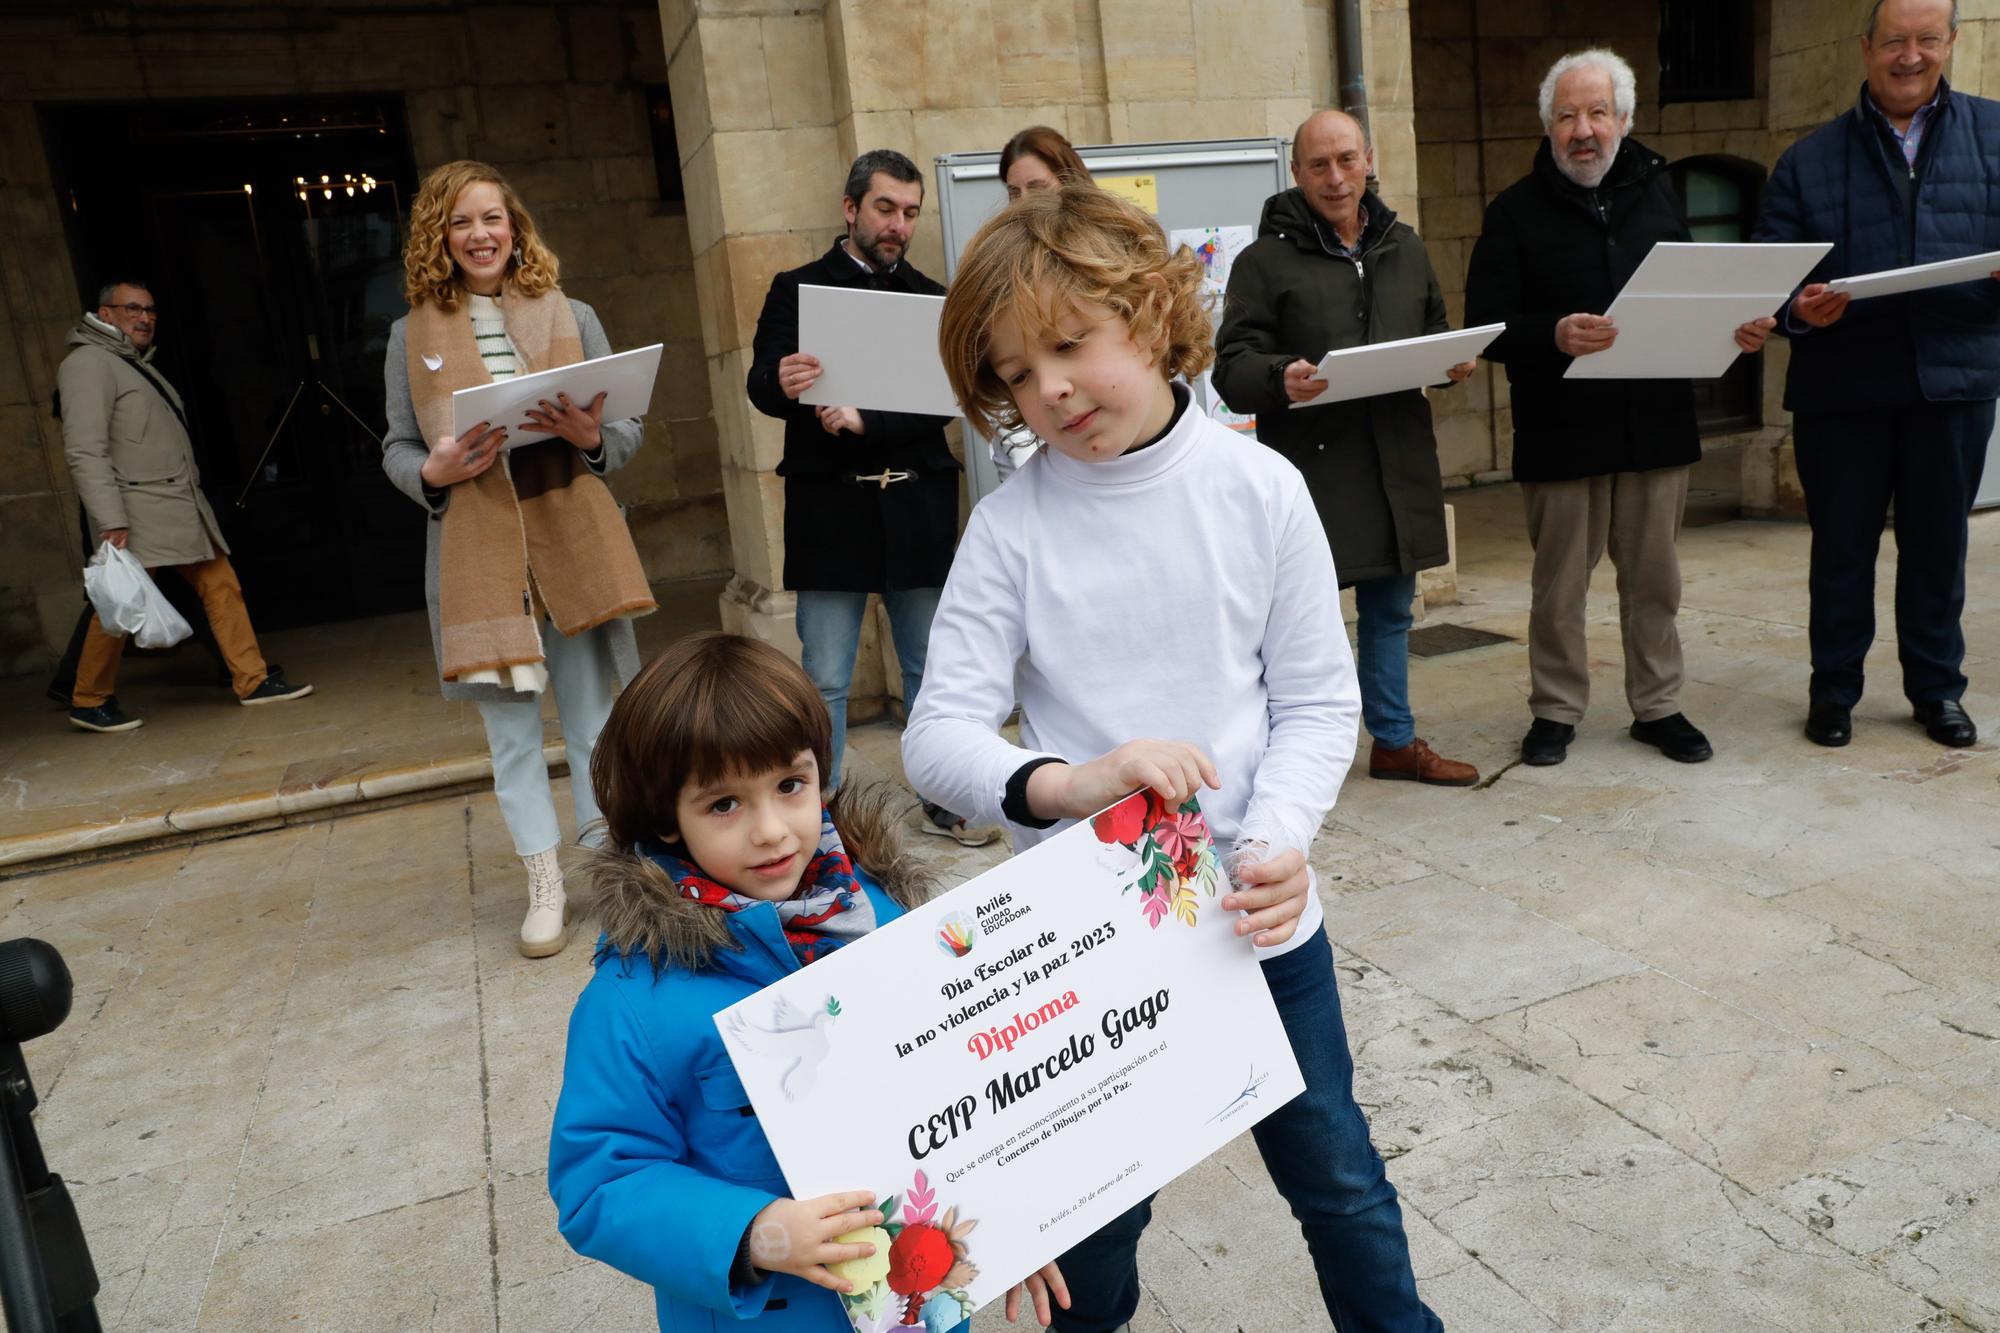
{"left": 519, "top": 846, "right": 573, "bottom": 958}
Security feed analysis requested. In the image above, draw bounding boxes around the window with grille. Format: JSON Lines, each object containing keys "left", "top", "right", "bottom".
{"left": 1659, "top": 0, "right": 1756, "bottom": 104}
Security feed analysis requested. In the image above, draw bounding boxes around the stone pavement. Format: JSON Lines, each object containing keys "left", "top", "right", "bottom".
{"left": 4, "top": 481, "right": 1996, "bottom": 1331}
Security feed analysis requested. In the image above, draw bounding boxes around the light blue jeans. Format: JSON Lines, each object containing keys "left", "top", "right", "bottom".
{"left": 473, "top": 621, "right": 618, "bottom": 856}
{"left": 1353, "top": 573, "right": 1418, "bottom": 750}
{"left": 795, "top": 587, "right": 943, "bottom": 789}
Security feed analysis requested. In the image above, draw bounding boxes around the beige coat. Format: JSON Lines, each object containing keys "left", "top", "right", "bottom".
{"left": 58, "top": 315, "right": 228, "bottom": 568}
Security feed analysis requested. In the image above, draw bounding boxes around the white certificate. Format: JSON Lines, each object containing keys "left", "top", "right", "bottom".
{"left": 451, "top": 344, "right": 663, "bottom": 447}
{"left": 799, "top": 284, "right": 960, "bottom": 418}
{"left": 1827, "top": 250, "right": 2000, "bottom": 300}
{"left": 717, "top": 794, "right": 1304, "bottom": 1333}
{"left": 1290, "top": 324, "right": 1506, "bottom": 408}
{"left": 1566, "top": 241, "right": 1830, "bottom": 380}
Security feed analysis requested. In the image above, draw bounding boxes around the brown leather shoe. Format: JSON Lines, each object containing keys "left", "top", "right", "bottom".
{"left": 1368, "top": 738, "right": 1479, "bottom": 787}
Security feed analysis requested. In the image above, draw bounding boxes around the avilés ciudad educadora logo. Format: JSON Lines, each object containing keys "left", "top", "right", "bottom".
{"left": 936, "top": 911, "right": 977, "bottom": 958}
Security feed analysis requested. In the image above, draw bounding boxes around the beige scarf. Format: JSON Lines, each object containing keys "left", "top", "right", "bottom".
{"left": 405, "top": 285, "right": 655, "bottom": 682}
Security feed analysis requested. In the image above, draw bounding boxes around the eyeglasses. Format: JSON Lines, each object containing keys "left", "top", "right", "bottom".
{"left": 1875, "top": 34, "right": 1949, "bottom": 54}
{"left": 110, "top": 303, "right": 159, "bottom": 317}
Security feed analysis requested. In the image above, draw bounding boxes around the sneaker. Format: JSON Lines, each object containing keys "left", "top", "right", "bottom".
{"left": 69, "top": 698, "right": 142, "bottom": 733}
{"left": 1368, "top": 738, "right": 1480, "bottom": 787}
{"left": 918, "top": 801, "right": 1001, "bottom": 848}
{"left": 1629, "top": 712, "right": 1713, "bottom": 763}
{"left": 240, "top": 671, "right": 314, "bottom": 706}
{"left": 1520, "top": 718, "right": 1575, "bottom": 766}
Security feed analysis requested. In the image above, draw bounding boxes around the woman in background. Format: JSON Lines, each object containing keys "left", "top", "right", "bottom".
{"left": 999, "top": 125, "right": 1093, "bottom": 199}
{"left": 383, "top": 160, "right": 655, "bottom": 959}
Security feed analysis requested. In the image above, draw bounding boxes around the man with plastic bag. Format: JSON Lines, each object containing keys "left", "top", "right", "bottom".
{"left": 56, "top": 279, "right": 312, "bottom": 732}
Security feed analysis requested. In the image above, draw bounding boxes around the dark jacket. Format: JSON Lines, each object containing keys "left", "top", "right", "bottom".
{"left": 1213, "top": 189, "right": 1451, "bottom": 586}
{"left": 1753, "top": 80, "right": 2000, "bottom": 413}
{"left": 1464, "top": 137, "right": 1699, "bottom": 483}
{"left": 747, "top": 240, "right": 960, "bottom": 593}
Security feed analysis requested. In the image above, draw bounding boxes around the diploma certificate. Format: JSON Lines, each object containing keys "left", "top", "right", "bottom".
{"left": 717, "top": 793, "right": 1305, "bottom": 1333}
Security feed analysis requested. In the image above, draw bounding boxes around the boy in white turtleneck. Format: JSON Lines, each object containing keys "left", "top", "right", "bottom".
{"left": 905, "top": 185, "right": 1441, "bottom": 1332}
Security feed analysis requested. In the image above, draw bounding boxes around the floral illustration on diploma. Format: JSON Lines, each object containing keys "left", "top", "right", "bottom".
{"left": 834, "top": 1168, "right": 979, "bottom": 1331}
{"left": 1091, "top": 791, "right": 1222, "bottom": 929}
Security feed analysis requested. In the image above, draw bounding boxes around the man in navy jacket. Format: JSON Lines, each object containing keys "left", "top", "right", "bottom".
{"left": 1753, "top": 0, "right": 2000, "bottom": 749}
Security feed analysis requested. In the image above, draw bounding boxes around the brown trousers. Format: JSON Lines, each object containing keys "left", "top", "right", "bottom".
{"left": 73, "top": 553, "right": 267, "bottom": 707}
{"left": 1520, "top": 465, "right": 1690, "bottom": 726}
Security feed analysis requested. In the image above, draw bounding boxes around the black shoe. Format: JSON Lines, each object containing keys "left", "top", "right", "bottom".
{"left": 69, "top": 698, "right": 142, "bottom": 733}
{"left": 1912, "top": 699, "right": 1977, "bottom": 747}
{"left": 45, "top": 681, "right": 72, "bottom": 707}
{"left": 1629, "top": 712, "right": 1713, "bottom": 763}
{"left": 1520, "top": 718, "right": 1575, "bottom": 766}
{"left": 1803, "top": 702, "right": 1852, "bottom": 747}
{"left": 240, "top": 671, "right": 314, "bottom": 706}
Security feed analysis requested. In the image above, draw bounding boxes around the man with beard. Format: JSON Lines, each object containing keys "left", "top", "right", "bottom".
{"left": 1753, "top": 0, "right": 2000, "bottom": 750}
{"left": 1465, "top": 49, "right": 1773, "bottom": 767}
{"left": 747, "top": 149, "right": 986, "bottom": 842}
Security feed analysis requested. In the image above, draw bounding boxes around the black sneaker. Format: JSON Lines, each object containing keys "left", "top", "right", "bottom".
{"left": 1520, "top": 718, "right": 1575, "bottom": 766}
{"left": 240, "top": 671, "right": 314, "bottom": 706}
{"left": 1630, "top": 712, "right": 1713, "bottom": 763}
{"left": 69, "top": 698, "right": 143, "bottom": 733}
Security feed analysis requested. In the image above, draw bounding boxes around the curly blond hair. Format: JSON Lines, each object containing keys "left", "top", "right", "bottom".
{"left": 939, "top": 184, "right": 1212, "bottom": 439}
{"left": 402, "top": 160, "right": 560, "bottom": 310}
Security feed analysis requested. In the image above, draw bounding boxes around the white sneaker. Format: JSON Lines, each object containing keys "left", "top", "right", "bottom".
{"left": 519, "top": 846, "right": 573, "bottom": 958}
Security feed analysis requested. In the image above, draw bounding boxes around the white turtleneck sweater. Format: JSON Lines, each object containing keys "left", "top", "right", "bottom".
{"left": 902, "top": 399, "right": 1358, "bottom": 960}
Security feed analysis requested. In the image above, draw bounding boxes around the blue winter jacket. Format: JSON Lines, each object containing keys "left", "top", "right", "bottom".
{"left": 1754, "top": 80, "right": 2000, "bottom": 412}
{"left": 549, "top": 856, "right": 910, "bottom": 1331}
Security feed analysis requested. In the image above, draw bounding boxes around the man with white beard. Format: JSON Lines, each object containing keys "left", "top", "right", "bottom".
{"left": 1464, "top": 49, "right": 1773, "bottom": 767}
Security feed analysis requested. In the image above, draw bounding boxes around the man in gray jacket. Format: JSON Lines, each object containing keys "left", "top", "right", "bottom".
{"left": 57, "top": 279, "right": 311, "bottom": 731}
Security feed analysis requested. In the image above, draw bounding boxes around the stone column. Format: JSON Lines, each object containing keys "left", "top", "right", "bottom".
{"left": 666, "top": 1, "right": 841, "bottom": 657}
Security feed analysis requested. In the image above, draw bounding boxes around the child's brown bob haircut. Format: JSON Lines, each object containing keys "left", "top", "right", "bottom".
{"left": 938, "top": 184, "right": 1213, "bottom": 439}
{"left": 590, "top": 631, "right": 831, "bottom": 852}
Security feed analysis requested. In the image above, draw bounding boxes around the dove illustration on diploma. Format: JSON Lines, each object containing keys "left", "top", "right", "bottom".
{"left": 723, "top": 993, "right": 843, "bottom": 1100}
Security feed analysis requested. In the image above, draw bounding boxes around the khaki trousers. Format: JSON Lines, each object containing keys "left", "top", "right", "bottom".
{"left": 73, "top": 553, "right": 267, "bottom": 707}
{"left": 1520, "top": 465, "right": 1690, "bottom": 726}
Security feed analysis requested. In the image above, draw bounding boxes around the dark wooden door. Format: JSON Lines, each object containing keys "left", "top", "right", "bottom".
{"left": 44, "top": 97, "right": 423, "bottom": 629}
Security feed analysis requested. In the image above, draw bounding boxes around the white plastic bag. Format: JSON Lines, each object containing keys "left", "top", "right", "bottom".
{"left": 82, "top": 542, "right": 193, "bottom": 650}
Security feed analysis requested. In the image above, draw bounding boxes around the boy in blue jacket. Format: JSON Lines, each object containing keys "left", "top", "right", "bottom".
{"left": 548, "top": 631, "right": 1065, "bottom": 1330}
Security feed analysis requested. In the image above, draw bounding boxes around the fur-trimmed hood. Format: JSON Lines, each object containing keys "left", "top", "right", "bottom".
{"left": 581, "top": 783, "right": 937, "bottom": 974}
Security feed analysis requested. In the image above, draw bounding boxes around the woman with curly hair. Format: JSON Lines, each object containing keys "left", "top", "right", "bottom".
{"left": 383, "top": 159, "right": 656, "bottom": 958}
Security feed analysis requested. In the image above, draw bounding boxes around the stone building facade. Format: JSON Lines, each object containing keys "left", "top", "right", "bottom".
{"left": 0, "top": 2, "right": 724, "bottom": 678}
{"left": 1, "top": 0, "right": 1993, "bottom": 698}
{"left": 1410, "top": 0, "right": 2000, "bottom": 514}
{"left": 661, "top": 0, "right": 1419, "bottom": 697}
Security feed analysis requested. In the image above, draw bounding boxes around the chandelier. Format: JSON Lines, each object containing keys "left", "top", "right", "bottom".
{"left": 294, "top": 173, "right": 379, "bottom": 201}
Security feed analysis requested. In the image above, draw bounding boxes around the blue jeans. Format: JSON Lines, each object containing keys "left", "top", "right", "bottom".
{"left": 1353, "top": 573, "right": 1417, "bottom": 749}
{"left": 795, "top": 587, "right": 943, "bottom": 789}
{"left": 1049, "top": 926, "right": 1438, "bottom": 1333}
{"left": 473, "top": 620, "right": 618, "bottom": 857}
